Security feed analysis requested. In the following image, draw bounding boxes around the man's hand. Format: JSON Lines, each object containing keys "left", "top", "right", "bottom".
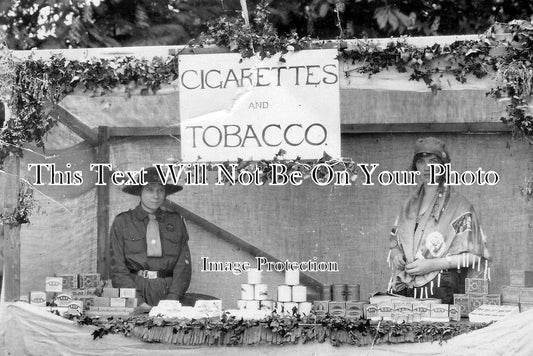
{"left": 390, "top": 248, "right": 406, "bottom": 270}
{"left": 405, "top": 259, "right": 437, "bottom": 276}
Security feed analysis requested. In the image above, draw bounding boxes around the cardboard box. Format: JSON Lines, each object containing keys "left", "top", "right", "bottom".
{"left": 502, "top": 286, "right": 521, "bottom": 303}
{"left": 377, "top": 302, "right": 393, "bottom": 321}
{"left": 449, "top": 305, "right": 461, "bottom": 321}
{"left": 59, "top": 274, "right": 78, "bottom": 290}
{"left": 110, "top": 297, "right": 126, "bottom": 308}
{"left": 78, "top": 273, "right": 100, "bottom": 289}
{"left": 469, "top": 305, "right": 519, "bottom": 323}
{"left": 78, "top": 296, "right": 95, "bottom": 310}
{"left": 313, "top": 301, "right": 329, "bottom": 316}
{"left": 483, "top": 294, "right": 502, "bottom": 305}
{"left": 364, "top": 304, "right": 379, "bottom": 320}
{"left": 519, "top": 288, "right": 533, "bottom": 303}
{"left": 328, "top": 302, "right": 346, "bottom": 317}
{"left": 465, "top": 278, "right": 489, "bottom": 294}
{"left": 468, "top": 293, "right": 485, "bottom": 312}
{"left": 509, "top": 270, "right": 533, "bottom": 287}
{"left": 125, "top": 298, "right": 138, "bottom": 308}
{"left": 66, "top": 301, "right": 84, "bottom": 315}
{"left": 453, "top": 294, "right": 470, "bottom": 317}
{"left": 412, "top": 301, "right": 431, "bottom": 320}
{"left": 92, "top": 297, "right": 111, "bottom": 307}
{"left": 70, "top": 289, "right": 86, "bottom": 299}
{"left": 430, "top": 304, "right": 449, "bottom": 319}
{"left": 30, "top": 291, "right": 47, "bottom": 307}
{"left": 345, "top": 301, "right": 365, "bottom": 319}
{"left": 45, "top": 277, "right": 63, "bottom": 293}
{"left": 55, "top": 293, "right": 72, "bottom": 307}
{"left": 85, "top": 288, "right": 97, "bottom": 296}
{"left": 119, "top": 288, "right": 136, "bottom": 298}
{"left": 103, "top": 288, "right": 120, "bottom": 298}
{"left": 393, "top": 301, "right": 413, "bottom": 313}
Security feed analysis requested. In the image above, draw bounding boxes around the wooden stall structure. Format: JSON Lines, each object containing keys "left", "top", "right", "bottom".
{"left": 2, "top": 36, "right": 532, "bottom": 307}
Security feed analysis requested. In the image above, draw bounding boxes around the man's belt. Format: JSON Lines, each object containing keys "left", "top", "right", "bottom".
{"left": 134, "top": 270, "right": 173, "bottom": 279}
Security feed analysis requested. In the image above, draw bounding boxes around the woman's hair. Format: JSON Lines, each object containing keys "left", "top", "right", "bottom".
{"left": 410, "top": 153, "right": 446, "bottom": 184}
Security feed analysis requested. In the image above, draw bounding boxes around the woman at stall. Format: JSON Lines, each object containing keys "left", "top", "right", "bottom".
{"left": 110, "top": 166, "right": 191, "bottom": 307}
{"left": 388, "top": 137, "right": 490, "bottom": 303}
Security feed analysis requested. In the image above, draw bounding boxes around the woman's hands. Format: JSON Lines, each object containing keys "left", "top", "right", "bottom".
{"left": 390, "top": 248, "right": 406, "bottom": 270}
{"left": 405, "top": 258, "right": 440, "bottom": 276}
{"left": 391, "top": 249, "right": 444, "bottom": 275}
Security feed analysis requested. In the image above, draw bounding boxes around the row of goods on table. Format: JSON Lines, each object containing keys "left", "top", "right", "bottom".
{"left": 22, "top": 268, "right": 533, "bottom": 324}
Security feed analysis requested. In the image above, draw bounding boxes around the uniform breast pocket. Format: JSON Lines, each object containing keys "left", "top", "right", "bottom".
{"left": 162, "top": 233, "right": 182, "bottom": 256}
{"left": 124, "top": 235, "right": 145, "bottom": 255}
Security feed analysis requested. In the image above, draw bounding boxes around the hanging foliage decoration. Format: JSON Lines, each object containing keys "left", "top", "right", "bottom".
{"left": 0, "top": 5, "right": 532, "bottom": 172}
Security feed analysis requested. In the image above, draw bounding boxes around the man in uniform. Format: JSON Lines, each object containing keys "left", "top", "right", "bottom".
{"left": 110, "top": 166, "right": 191, "bottom": 307}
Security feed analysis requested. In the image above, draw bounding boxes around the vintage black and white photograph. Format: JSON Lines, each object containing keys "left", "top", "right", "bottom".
{"left": 1, "top": 0, "right": 532, "bottom": 355}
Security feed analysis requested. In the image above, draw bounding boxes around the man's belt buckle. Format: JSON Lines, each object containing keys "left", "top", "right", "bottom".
{"left": 141, "top": 270, "right": 158, "bottom": 279}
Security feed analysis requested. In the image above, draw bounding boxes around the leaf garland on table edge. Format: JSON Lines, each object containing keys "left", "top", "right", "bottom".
{"left": 66, "top": 310, "right": 490, "bottom": 346}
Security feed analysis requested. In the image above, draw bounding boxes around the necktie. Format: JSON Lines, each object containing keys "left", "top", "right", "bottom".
{"left": 146, "top": 213, "right": 162, "bottom": 257}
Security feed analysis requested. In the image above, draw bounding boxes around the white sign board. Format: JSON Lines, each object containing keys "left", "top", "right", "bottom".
{"left": 179, "top": 49, "right": 341, "bottom": 162}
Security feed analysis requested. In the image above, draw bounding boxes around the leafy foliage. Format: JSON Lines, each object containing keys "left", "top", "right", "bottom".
{"left": 2, "top": 1, "right": 533, "bottom": 49}
{"left": 77, "top": 311, "right": 489, "bottom": 346}
{"left": 338, "top": 20, "right": 533, "bottom": 142}
{"left": 0, "top": 180, "right": 37, "bottom": 225}
{"left": 201, "top": 1, "right": 314, "bottom": 60}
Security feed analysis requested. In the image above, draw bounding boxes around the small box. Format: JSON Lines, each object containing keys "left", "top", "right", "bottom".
{"left": 483, "top": 294, "right": 502, "bottom": 305}
{"left": 465, "top": 278, "right": 489, "bottom": 294}
{"left": 364, "top": 304, "right": 379, "bottom": 320}
{"left": 66, "top": 301, "right": 84, "bottom": 315}
{"left": 468, "top": 293, "right": 485, "bottom": 312}
{"left": 509, "top": 270, "right": 533, "bottom": 287}
{"left": 519, "top": 288, "right": 533, "bottom": 303}
{"left": 453, "top": 294, "right": 470, "bottom": 317}
{"left": 119, "top": 288, "right": 136, "bottom": 298}
{"left": 70, "top": 289, "right": 86, "bottom": 299}
{"left": 45, "top": 277, "right": 63, "bottom": 293}
{"left": 430, "top": 304, "right": 449, "bottom": 319}
{"left": 412, "top": 301, "right": 431, "bottom": 320}
{"left": 125, "top": 298, "right": 138, "bottom": 308}
{"left": 391, "top": 312, "right": 409, "bottom": 324}
{"left": 345, "top": 301, "right": 365, "bottom": 319}
{"left": 55, "top": 293, "right": 72, "bottom": 307}
{"left": 313, "top": 301, "right": 329, "bottom": 316}
{"left": 102, "top": 288, "right": 120, "bottom": 298}
{"left": 92, "top": 297, "right": 111, "bottom": 307}
{"left": 520, "top": 302, "right": 533, "bottom": 312}
{"left": 59, "top": 274, "right": 78, "bottom": 290}
{"left": 393, "top": 301, "right": 413, "bottom": 313}
{"left": 85, "top": 288, "right": 97, "bottom": 296}
{"left": 30, "top": 291, "right": 47, "bottom": 307}
{"left": 78, "top": 296, "right": 95, "bottom": 310}
{"left": 449, "top": 305, "right": 461, "bottom": 321}
{"left": 78, "top": 273, "right": 100, "bottom": 289}
{"left": 110, "top": 297, "right": 126, "bottom": 308}
{"left": 328, "top": 302, "right": 346, "bottom": 317}
{"left": 502, "top": 286, "right": 521, "bottom": 303}
{"left": 377, "top": 302, "right": 393, "bottom": 320}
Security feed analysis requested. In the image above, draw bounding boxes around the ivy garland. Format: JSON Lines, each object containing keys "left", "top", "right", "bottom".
{"left": 0, "top": 180, "right": 37, "bottom": 226}
{"left": 72, "top": 311, "right": 489, "bottom": 347}
{"left": 0, "top": 5, "right": 531, "bottom": 179}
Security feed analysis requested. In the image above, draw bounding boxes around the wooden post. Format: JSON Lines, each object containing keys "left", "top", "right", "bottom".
{"left": 96, "top": 126, "right": 110, "bottom": 279}
{"left": 2, "top": 155, "right": 21, "bottom": 301}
